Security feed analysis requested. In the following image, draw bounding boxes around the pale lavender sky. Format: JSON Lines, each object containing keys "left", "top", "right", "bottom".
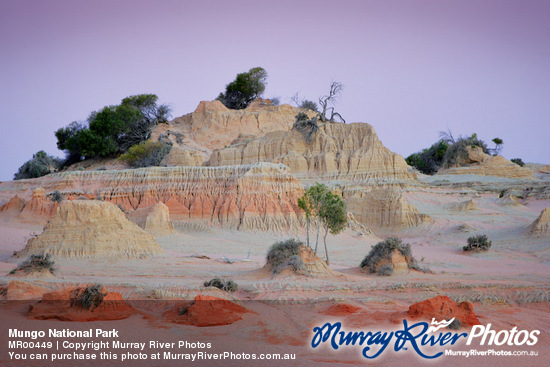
{"left": 1, "top": 0, "right": 549, "bottom": 181}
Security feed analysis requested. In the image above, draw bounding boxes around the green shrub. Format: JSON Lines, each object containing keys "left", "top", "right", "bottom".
{"left": 14, "top": 151, "right": 62, "bottom": 180}
{"left": 463, "top": 234, "right": 491, "bottom": 252}
{"left": 76, "top": 284, "right": 107, "bottom": 310}
{"left": 9, "top": 254, "right": 56, "bottom": 275}
{"left": 510, "top": 158, "right": 525, "bottom": 167}
{"left": 405, "top": 141, "right": 448, "bottom": 175}
{"left": 55, "top": 94, "right": 171, "bottom": 161}
{"left": 266, "top": 239, "right": 305, "bottom": 274}
{"left": 443, "top": 133, "right": 488, "bottom": 168}
{"left": 378, "top": 264, "right": 394, "bottom": 276}
{"left": 204, "top": 278, "right": 238, "bottom": 292}
{"left": 361, "top": 237, "right": 411, "bottom": 273}
{"left": 407, "top": 133, "right": 489, "bottom": 174}
{"left": 360, "top": 237, "right": 430, "bottom": 275}
{"left": 48, "top": 190, "right": 63, "bottom": 203}
{"left": 119, "top": 141, "right": 171, "bottom": 168}
{"left": 217, "top": 67, "right": 268, "bottom": 109}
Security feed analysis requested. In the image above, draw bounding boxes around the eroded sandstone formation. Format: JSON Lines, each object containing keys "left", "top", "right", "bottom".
{"left": 127, "top": 202, "right": 175, "bottom": 236}
{"left": 529, "top": 208, "right": 550, "bottom": 236}
{"left": 18, "top": 200, "right": 163, "bottom": 259}
{"left": 438, "top": 146, "right": 535, "bottom": 179}
{"left": 150, "top": 100, "right": 302, "bottom": 164}
{"left": 207, "top": 122, "right": 416, "bottom": 185}
{"left": 1, "top": 163, "right": 304, "bottom": 232}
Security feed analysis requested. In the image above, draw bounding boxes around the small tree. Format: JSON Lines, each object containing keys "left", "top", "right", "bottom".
{"left": 319, "top": 191, "right": 347, "bottom": 265}
{"left": 217, "top": 67, "right": 268, "bottom": 109}
{"left": 491, "top": 138, "right": 503, "bottom": 156}
{"left": 297, "top": 194, "right": 313, "bottom": 248}
{"left": 304, "top": 183, "right": 329, "bottom": 254}
{"left": 298, "top": 183, "right": 347, "bottom": 264}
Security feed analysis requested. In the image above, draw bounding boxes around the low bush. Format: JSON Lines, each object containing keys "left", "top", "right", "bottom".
{"left": 360, "top": 237, "right": 430, "bottom": 275}
{"left": 360, "top": 237, "right": 412, "bottom": 274}
{"left": 204, "top": 278, "right": 238, "bottom": 292}
{"left": 48, "top": 190, "right": 63, "bottom": 203}
{"left": 463, "top": 234, "right": 491, "bottom": 252}
{"left": 119, "top": 141, "right": 171, "bottom": 168}
{"left": 378, "top": 264, "right": 394, "bottom": 276}
{"left": 77, "top": 284, "right": 107, "bottom": 310}
{"left": 406, "top": 133, "right": 490, "bottom": 175}
{"left": 9, "top": 254, "right": 56, "bottom": 275}
{"left": 510, "top": 158, "right": 525, "bottom": 167}
{"left": 266, "top": 238, "right": 305, "bottom": 274}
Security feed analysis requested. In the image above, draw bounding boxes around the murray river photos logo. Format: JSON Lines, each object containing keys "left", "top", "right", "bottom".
{"left": 311, "top": 318, "right": 540, "bottom": 359}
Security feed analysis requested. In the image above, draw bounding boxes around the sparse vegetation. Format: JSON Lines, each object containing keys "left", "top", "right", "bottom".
{"left": 463, "top": 234, "right": 492, "bottom": 252}
{"left": 511, "top": 158, "right": 525, "bottom": 167}
{"left": 292, "top": 82, "right": 345, "bottom": 141}
{"left": 378, "top": 264, "right": 394, "bottom": 276}
{"left": 48, "top": 190, "right": 63, "bottom": 203}
{"left": 266, "top": 239, "right": 305, "bottom": 274}
{"left": 406, "top": 132, "right": 490, "bottom": 175}
{"left": 76, "top": 284, "right": 107, "bottom": 311}
{"left": 119, "top": 141, "right": 171, "bottom": 167}
{"left": 9, "top": 254, "right": 56, "bottom": 275}
{"left": 203, "top": 278, "right": 238, "bottom": 292}
{"left": 360, "top": 237, "right": 430, "bottom": 275}
{"left": 14, "top": 150, "right": 62, "bottom": 180}
{"left": 217, "top": 67, "right": 268, "bottom": 109}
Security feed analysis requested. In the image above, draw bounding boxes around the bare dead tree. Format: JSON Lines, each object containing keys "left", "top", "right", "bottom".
{"left": 292, "top": 82, "right": 345, "bottom": 141}
{"left": 318, "top": 81, "right": 345, "bottom": 124}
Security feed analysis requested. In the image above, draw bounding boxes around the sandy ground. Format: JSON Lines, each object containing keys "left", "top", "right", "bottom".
{"left": 1, "top": 178, "right": 549, "bottom": 366}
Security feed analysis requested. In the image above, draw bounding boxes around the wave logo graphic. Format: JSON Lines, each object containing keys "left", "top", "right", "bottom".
{"left": 427, "top": 318, "right": 455, "bottom": 333}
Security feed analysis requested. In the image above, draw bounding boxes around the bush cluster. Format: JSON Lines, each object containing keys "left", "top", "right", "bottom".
{"left": 406, "top": 133, "right": 490, "bottom": 175}
{"left": 204, "top": 278, "right": 238, "bottom": 292}
{"left": 76, "top": 284, "right": 107, "bottom": 310}
{"left": 463, "top": 234, "right": 491, "bottom": 252}
{"left": 55, "top": 94, "right": 171, "bottom": 164}
{"left": 266, "top": 239, "right": 306, "bottom": 274}
{"left": 14, "top": 151, "right": 62, "bottom": 180}
{"left": 360, "top": 237, "right": 430, "bottom": 275}
{"left": 9, "top": 254, "right": 56, "bottom": 275}
{"left": 360, "top": 237, "right": 413, "bottom": 274}
{"left": 510, "top": 158, "right": 525, "bottom": 167}
{"left": 217, "top": 67, "right": 267, "bottom": 109}
{"left": 119, "top": 141, "right": 171, "bottom": 168}
{"left": 48, "top": 190, "right": 64, "bottom": 203}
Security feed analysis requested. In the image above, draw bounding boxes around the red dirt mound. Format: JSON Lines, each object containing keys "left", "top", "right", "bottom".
{"left": 321, "top": 303, "right": 362, "bottom": 316}
{"left": 29, "top": 286, "right": 136, "bottom": 321}
{"left": 164, "top": 295, "right": 250, "bottom": 327}
{"left": 392, "top": 295, "right": 480, "bottom": 326}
